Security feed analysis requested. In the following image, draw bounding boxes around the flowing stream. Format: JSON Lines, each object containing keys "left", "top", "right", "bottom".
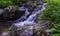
{"left": 1, "top": 3, "right": 47, "bottom": 36}
{"left": 14, "top": 3, "right": 47, "bottom": 27}
{"left": 12, "top": 3, "right": 47, "bottom": 36}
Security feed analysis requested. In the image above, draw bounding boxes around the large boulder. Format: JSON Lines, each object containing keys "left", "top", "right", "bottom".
{"left": 0, "top": 6, "right": 25, "bottom": 22}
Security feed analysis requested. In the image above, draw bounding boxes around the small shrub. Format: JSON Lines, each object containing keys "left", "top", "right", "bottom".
{"left": 0, "top": 0, "right": 13, "bottom": 8}
{"left": 38, "top": 5, "right": 60, "bottom": 22}
{"left": 37, "top": 0, "right": 60, "bottom": 33}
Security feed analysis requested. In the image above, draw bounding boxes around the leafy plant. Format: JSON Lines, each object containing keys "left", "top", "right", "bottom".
{"left": 0, "top": 0, "right": 21, "bottom": 8}
{"left": 0, "top": 0, "right": 13, "bottom": 8}
{"left": 11, "top": 0, "right": 21, "bottom": 5}
{"left": 37, "top": 0, "right": 60, "bottom": 35}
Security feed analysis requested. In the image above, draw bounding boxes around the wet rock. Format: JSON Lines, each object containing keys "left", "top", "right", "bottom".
{"left": 25, "top": 1, "right": 37, "bottom": 8}
{"left": 1, "top": 31, "right": 10, "bottom": 36}
{"left": 0, "top": 20, "right": 51, "bottom": 36}
{"left": 0, "top": 6, "right": 25, "bottom": 21}
{"left": 12, "top": 20, "right": 51, "bottom": 36}
{"left": 0, "top": 9, "right": 4, "bottom": 21}
{"left": 0, "top": 9, "right": 4, "bottom": 14}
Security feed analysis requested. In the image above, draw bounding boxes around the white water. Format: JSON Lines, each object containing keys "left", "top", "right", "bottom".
{"left": 12, "top": 3, "right": 47, "bottom": 36}
{"left": 14, "top": 3, "right": 47, "bottom": 27}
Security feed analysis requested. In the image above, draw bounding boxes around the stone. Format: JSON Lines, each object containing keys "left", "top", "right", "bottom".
{"left": 0, "top": 9, "right": 4, "bottom": 14}
{"left": 11, "top": 20, "right": 52, "bottom": 36}
{"left": 0, "top": 6, "right": 25, "bottom": 21}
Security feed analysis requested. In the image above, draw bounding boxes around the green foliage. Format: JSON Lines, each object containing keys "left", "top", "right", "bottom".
{"left": 53, "top": 34, "right": 60, "bottom": 36}
{"left": 37, "top": 0, "right": 60, "bottom": 34}
{"left": 38, "top": 5, "right": 60, "bottom": 22}
{"left": 0, "top": 0, "right": 13, "bottom": 8}
{"left": 11, "top": 0, "right": 21, "bottom": 5}
{"left": 38, "top": 5, "right": 60, "bottom": 32}
{"left": 45, "top": 0, "right": 60, "bottom": 6}
{"left": 0, "top": 0, "right": 21, "bottom": 8}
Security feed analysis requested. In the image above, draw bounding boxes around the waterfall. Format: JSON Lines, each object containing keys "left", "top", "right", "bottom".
{"left": 14, "top": 7, "right": 30, "bottom": 23}
{"left": 1, "top": 3, "right": 47, "bottom": 36}
{"left": 13, "top": 3, "right": 47, "bottom": 27}
{"left": 12, "top": 3, "right": 47, "bottom": 36}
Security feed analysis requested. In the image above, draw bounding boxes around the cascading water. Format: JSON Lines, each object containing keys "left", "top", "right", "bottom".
{"left": 1, "top": 2, "right": 47, "bottom": 36}
{"left": 14, "top": 6, "right": 30, "bottom": 22}
{"left": 12, "top": 3, "right": 47, "bottom": 36}
{"left": 14, "top": 3, "right": 47, "bottom": 27}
